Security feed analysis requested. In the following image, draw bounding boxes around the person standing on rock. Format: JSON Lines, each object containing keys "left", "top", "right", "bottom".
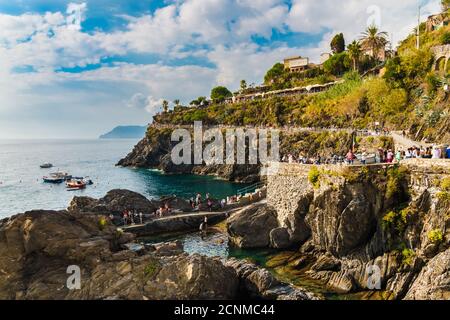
{"left": 196, "top": 193, "right": 202, "bottom": 206}
{"left": 207, "top": 199, "right": 213, "bottom": 212}
{"left": 199, "top": 217, "right": 208, "bottom": 238}
{"left": 139, "top": 212, "right": 143, "bottom": 224}
{"left": 122, "top": 210, "right": 128, "bottom": 226}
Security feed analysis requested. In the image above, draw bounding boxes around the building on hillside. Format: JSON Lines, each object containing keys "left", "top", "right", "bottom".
{"left": 362, "top": 47, "right": 388, "bottom": 62}
{"left": 426, "top": 13, "right": 449, "bottom": 32}
{"left": 283, "top": 56, "right": 309, "bottom": 72}
{"left": 320, "top": 53, "right": 332, "bottom": 64}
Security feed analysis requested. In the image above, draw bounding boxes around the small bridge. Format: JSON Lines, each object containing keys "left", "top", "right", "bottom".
{"left": 121, "top": 200, "right": 267, "bottom": 237}
{"left": 121, "top": 211, "right": 228, "bottom": 237}
{"left": 431, "top": 44, "right": 450, "bottom": 72}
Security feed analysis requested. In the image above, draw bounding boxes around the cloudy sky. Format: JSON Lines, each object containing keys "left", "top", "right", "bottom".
{"left": 0, "top": 0, "right": 442, "bottom": 139}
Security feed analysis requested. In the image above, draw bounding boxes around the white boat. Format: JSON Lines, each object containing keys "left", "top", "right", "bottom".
{"left": 42, "top": 172, "right": 72, "bottom": 184}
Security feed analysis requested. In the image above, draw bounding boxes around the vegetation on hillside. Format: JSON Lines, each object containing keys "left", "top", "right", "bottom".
{"left": 152, "top": 8, "right": 449, "bottom": 143}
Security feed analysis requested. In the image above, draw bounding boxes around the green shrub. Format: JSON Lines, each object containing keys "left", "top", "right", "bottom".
{"left": 441, "top": 32, "right": 450, "bottom": 45}
{"left": 308, "top": 166, "right": 321, "bottom": 188}
{"left": 144, "top": 260, "right": 161, "bottom": 279}
{"left": 401, "top": 248, "right": 415, "bottom": 267}
{"left": 441, "top": 177, "right": 450, "bottom": 191}
{"left": 382, "top": 207, "right": 414, "bottom": 235}
{"left": 428, "top": 229, "right": 444, "bottom": 244}
{"left": 437, "top": 191, "right": 450, "bottom": 202}
{"left": 382, "top": 211, "right": 398, "bottom": 228}
{"left": 98, "top": 216, "right": 108, "bottom": 231}
{"left": 386, "top": 166, "right": 409, "bottom": 203}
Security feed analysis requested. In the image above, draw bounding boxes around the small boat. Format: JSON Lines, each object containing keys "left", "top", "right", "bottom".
{"left": 66, "top": 179, "right": 86, "bottom": 190}
{"left": 43, "top": 176, "right": 64, "bottom": 184}
{"left": 43, "top": 172, "right": 72, "bottom": 184}
{"left": 40, "top": 163, "right": 53, "bottom": 169}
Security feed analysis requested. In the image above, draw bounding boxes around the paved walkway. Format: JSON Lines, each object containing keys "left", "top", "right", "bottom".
{"left": 391, "top": 132, "right": 432, "bottom": 149}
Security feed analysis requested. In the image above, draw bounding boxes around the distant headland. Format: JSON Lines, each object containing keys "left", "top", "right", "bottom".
{"left": 99, "top": 125, "right": 147, "bottom": 139}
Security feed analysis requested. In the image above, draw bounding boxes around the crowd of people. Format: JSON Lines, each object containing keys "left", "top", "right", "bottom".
{"left": 115, "top": 210, "right": 145, "bottom": 226}
{"left": 281, "top": 144, "right": 450, "bottom": 167}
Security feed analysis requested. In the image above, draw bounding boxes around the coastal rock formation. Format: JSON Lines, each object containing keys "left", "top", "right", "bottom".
{"left": 305, "top": 180, "right": 382, "bottom": 257}
{"left": 230, "top": 163, "right": 450, "bottom": 299}
{"left": 0, "top": 210, "right": 243, "bottom": 300}
{"left": 68, "top": 189, "right": 193, "bottom": 217}
{"left": 225, "top": 258, "right": 319, "bottom": 300}
{"left": 405, "top": 249, "right": 450, "bottom": 300}
{"left": 227, "top": 204, "right": 278, "bottom": 248}
{"left": 117, "top": 127, "right": 260, "bottom": 182}
{"left": 68, "top": 189, "right": 158, "bottom": 215}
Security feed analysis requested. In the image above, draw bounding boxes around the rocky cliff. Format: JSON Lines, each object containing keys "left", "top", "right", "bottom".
{"left": 227, "top": 163, "right": 450, "bottom": 299}
{"left": 0, "top": 190, "right": 316, "bottom": 300}
{"left": 117, "top": 126, "right": 363, "bottom": 183}
{"left": 117, "top": 127, "right": 260, "bottom": 183}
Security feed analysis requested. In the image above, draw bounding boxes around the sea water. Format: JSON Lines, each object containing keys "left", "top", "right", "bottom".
{"left": 0, "top": 139, "right": 248, "bottom": 218}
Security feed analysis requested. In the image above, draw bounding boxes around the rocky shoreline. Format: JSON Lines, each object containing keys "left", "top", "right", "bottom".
{"left": 117, "top": 131, "right": 261, "bottom": 183}
{"left": 227, "top": 165, "right": 450, "bottom": 300}
{"left": 1, "top": 164, "right": 448, "bottom": 300}
{"left": 0, "top": 190, "right": 317, "bottom": 300}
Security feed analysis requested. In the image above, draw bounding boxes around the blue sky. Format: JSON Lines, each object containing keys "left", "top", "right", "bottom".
{"left": 0, "top": 0, "right": 442, "bottom": 138}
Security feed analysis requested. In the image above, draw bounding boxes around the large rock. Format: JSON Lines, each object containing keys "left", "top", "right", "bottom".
{"left": 117, "top": 127, "right": 260, "bottom": 182}
{"left": 225, "top": 258, "right": 319, "bottom": 300}
{"left": 305, "top": 180, "right": 382, "bottom": 257}
{"left": 68, "top": 189, "right": 158, "bottom": 215}
{"left": 143, "top": 254, "right": 239, "bottom": 300}
{"left": 0, "top": 210, "right": 240, "bottom": 300}
{"left": 227, "top": 204, "right": 279, "bottom": 248}
{"left": 404, "top": 249, "right": 450, "bottom": 300}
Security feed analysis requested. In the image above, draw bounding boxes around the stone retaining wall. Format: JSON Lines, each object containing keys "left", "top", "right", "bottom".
{"left": 266, "top": 160, "right": 450, "bottom": 224}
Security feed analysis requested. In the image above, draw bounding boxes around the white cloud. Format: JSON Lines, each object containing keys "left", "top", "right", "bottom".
{"left": 0, "top": 0, "right": 444, "bottom": 138}
{"left": 126, "top": 93, "right": 163, "bottom": 114}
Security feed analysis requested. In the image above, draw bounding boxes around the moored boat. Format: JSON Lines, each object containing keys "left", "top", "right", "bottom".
{"left": 43, "top": 172, "right": 72, "bottom": 184}
{"left": 66, "top": 179, "right": 87, "bottom": 190}
{"left": 40, "top": 163, "right": 53, "bottom": 169}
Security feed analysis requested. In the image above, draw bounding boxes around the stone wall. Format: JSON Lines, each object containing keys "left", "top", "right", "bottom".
{"left": 266, "top": 160, "right": 450, "bottom": 216}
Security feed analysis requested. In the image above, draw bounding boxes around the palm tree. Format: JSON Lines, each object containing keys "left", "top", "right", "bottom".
{"left": 173, "top": 99, "right": 180, "bottom": 107}
{"left": 347, "top": 40, "right": 362, "bottom": 71}
{"left": 162, "top": 100, "right": 169, "bottom": 113}
{"left": 359, "top": 25, "right": 389, "bottom": 61}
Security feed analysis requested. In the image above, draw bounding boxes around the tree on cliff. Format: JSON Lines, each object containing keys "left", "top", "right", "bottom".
{"left": 331, "top": 33, "right": 345, "bottom": 54}
{"left": 240, "top": 80, "right": 247, "bottom": 91}
{"left": 442, "top": 0, "right": 450, "bottom": 11}
{"left": 323, "top": 52, "right": 351, "bottom": 76}
{"left": 359, "top": 25, "right": 389, "bottom": 61}
{"left": 347, "top": 40, "right": 362, "bottom": 71}
{"left": 264, "top": 63, "right": 285, "bottom": 84}
{"left": 210, "top": 86, "right": 232, "bottom": 103}
{"left": 162, "top": 100, "right": 169, "bottom": 113}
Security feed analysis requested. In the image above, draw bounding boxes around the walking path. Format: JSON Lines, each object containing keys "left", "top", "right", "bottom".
{"left": 391, "top": 131, "right": 432, "bottom": 149}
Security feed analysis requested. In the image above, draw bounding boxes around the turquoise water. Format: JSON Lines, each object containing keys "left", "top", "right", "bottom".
{"left": 0, "top": 139, "right": 248, "bottom": 218}
{"left": 143, "top": 231, "right": 379, "bottom": 300}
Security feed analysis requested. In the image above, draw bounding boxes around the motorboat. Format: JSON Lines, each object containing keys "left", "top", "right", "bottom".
{"left": 40, "top": 163, "right": 53, "bottom": 169}
{"left": 66, "top": 179, "right": 87, "bottom": 190}
{"left": 43, "top": 172, "right": 72, "bottom": 184}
